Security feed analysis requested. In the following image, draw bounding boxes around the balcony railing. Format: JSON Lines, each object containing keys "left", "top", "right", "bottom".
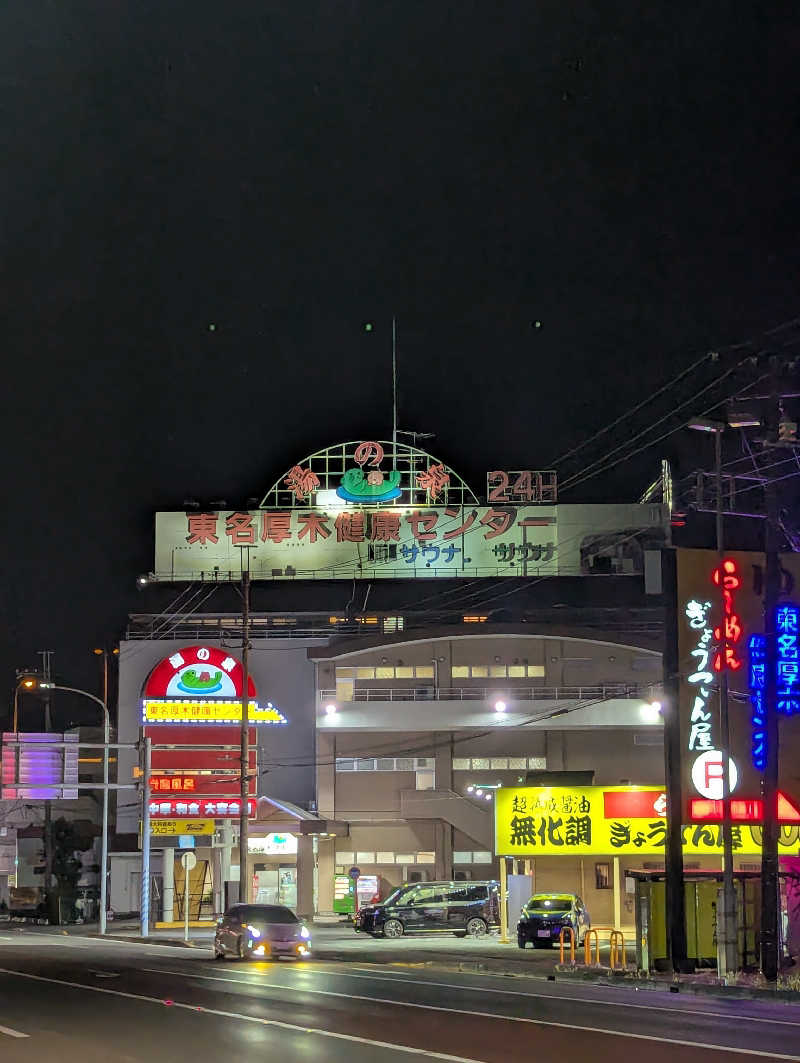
{"left": 319, "top": 683, "right": 657, "bottom": 703}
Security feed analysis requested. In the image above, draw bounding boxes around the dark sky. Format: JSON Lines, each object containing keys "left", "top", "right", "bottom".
{"left": 2, "top": 3, "right": 799, "bottom": 719}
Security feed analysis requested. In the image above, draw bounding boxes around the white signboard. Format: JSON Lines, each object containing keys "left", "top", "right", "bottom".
{"left": 248, "top": 832, "right": 298, "bottom": 856}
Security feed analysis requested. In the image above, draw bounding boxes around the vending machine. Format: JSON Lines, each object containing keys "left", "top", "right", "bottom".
{"left": 333, "top": 874, "right": 355, "bottom": 915}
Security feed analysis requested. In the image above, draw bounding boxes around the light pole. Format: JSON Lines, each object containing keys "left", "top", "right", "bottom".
{"left": 688, "top": 415, "right": 737, "bottom": 975}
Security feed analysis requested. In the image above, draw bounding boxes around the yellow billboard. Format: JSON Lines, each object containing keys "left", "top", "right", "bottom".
{"left": 142, "top": 699, "right": 286, "bottom": 725}
{"left": 495, "top": 785, "right": 800, "bottom": 857}
{"left": 150, "top": 819, "right": 215, "bottom": 837}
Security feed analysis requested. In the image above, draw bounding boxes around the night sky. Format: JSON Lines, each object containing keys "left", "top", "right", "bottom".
{"left": 2, "top": 3, "right": 798, "bottom": 723}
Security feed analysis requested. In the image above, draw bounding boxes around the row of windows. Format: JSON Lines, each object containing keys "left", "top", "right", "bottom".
{"left": 335, "top": 757, "right": 434, "bottom": 772}
{"left": 337, "top": 665, "right": 435, "bottom": 679}
{"left": 451, "top": 664, "right": 545, "bottom": 678}
{"left": 336, "top": 851, "right": 436, "bottom": 866}
{"left": 453, "top": 851, "right": 495, "bottom": 864}
{"left": 452, "top": 756, "right": 546, "bottom": 771}
{"left": 335, "top": 664, "right": 545, "bottom": 680}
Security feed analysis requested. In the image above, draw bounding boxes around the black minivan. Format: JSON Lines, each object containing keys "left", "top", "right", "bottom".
{"left": 354, "top": 880, "right": 500, "bottom": 938}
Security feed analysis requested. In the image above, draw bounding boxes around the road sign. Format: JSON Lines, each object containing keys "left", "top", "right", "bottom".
{"left": 150, "top": 819, "right": 214, "bottom": 836}
{"left": 181, "top": 851, "right": 197, "bottom": 871}
{"left": 349, "top": 866, "right": 360, "bottom": 880}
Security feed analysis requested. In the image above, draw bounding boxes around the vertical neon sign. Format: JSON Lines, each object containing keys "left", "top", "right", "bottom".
{"left": 748, "top": 602, "right": 800, "bottom": 772}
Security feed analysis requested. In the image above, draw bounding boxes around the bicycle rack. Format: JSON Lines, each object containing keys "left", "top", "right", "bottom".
{"left": 559, "top": 925, "right": 576, "bottom": 964}
{"left": 584, "top": 927, "right": 601, "bottom": 966}
{"left": 609, "top": 930, "right": 626, "bottom": 970}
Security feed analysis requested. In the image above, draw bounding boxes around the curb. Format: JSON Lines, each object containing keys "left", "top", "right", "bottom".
{"left": 552, "top": 967, "right": 800, "bottom": 1004}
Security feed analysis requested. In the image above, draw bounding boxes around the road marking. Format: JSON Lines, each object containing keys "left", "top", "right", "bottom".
{"left": 0, "top": 1023, "right": 29, "bottom": 1038}
{"left": 0, "top": 968, "right": 482, "bottom": 1063}
{"left": 141, "top": 964, "right": 800, "bottom": 1030}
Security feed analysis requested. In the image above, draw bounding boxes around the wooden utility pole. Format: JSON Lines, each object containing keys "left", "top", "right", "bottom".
{"left": 238, "top": 567, "right": 251, "bottom": 904}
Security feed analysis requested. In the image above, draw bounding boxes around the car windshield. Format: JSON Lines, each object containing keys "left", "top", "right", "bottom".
{"left": 240, "top": 906, "right": 298, "bottom": 924}
{"left": 383, "top": 887, "right": 415, "bottom": 907}
{"left": 528, "top": 896, "right": 572, "bottom": 912}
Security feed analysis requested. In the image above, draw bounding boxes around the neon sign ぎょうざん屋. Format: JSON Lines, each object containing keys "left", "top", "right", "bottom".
{"left": 685, "top": 598, "right": 714, "bottom": 752}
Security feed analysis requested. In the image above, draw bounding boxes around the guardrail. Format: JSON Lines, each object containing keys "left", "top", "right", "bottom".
{"left": 318, "top": 684, "right": 655, "bottom": 703}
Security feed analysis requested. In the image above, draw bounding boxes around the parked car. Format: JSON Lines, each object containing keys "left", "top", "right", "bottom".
{"left": 516, "top": 893, "right": 590, "bottom": 949}
{"left": 214, "top": 903, "right": 312, "bottom": 960}
{"left": 355, "top": 881, "right": 500, "bottom": 938}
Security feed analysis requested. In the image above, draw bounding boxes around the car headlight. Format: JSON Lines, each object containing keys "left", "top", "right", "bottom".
{"left": 245, "top": 925, "right": 261, "bottom": 939}
{"left": 300, "top": 926, "right": 311, "bottom": 940}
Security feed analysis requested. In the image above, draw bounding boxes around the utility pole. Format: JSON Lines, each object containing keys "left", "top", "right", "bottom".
{"left": 761, "top": 354, "right": 782, "bottom": 982}
{"left": 714, "top": 427, "right": 738, "bottom": 977}
{"left": 662, "top": 548, "right": 689, "bottom": 972}
{"left": 140, "top": 735, "right": 152, "bottom": 937}
{"left": 238, "top": 565, "right": 251, "bottom": 905}
{"left": 392, "top": 316, "right": 397, "bottom": 449}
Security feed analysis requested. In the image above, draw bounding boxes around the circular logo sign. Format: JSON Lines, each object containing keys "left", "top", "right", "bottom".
{"left": 143, "top": 645, "right": 257, "bottom": 699}
{"left": 691, "top": 750, "right": 738, "bottom": 800}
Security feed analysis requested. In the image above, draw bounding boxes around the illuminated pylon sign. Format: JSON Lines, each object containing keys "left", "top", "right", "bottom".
{"left": 141, "top": 645, "right": 287, "bottom": 726}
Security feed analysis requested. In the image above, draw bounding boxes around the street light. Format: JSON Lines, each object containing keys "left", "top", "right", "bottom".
{"left": 688, "top": 415, "right": 737, "bottom": 976}
{"left": 494, "top": 699, "right": 507, "bottom": 714}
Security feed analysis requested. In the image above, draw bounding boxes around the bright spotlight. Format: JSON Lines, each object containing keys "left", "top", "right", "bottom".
{"left": 324, "top": 703, "right": 338, "bottom": 717}
{"left": 494, "top": 700, "right": 507, "bottom": 714}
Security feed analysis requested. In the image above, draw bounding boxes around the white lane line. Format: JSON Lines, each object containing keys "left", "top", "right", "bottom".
{"left": 141, "top": 964, "right": 800, "bottom": 1030}
{"left": 134, "top": 967, "right": 800, "bottom": 1059}
{"left": 0, "top": 968, "right": 481, "bottom": 1063}
{"left": 0, "top": 1023, "right": 29, "bottom": 1038}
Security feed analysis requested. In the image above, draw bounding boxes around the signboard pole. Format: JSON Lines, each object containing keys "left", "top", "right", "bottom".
{"left": 238, "top": 567, "right": 251, "bottom": 904}
{"left": 662, "top": 549, "right": 689, "bottom": 972}
{"left": 715, "top": 429, "right": 738, "bottom": 977}
{"left": 762, "top": 364, "right": 782, "bottom": 982}
{"left": 140, "top": 735, "right": 152, "bottom": 938}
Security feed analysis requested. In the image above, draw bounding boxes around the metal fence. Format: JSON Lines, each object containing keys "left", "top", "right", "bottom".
{"left": 318, "top": 683, "right": 657, "bottom": 703}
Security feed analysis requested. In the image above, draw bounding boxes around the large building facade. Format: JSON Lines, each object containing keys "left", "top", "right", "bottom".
{"left": 119, "top": 439, "right": 780, "bottom": 924}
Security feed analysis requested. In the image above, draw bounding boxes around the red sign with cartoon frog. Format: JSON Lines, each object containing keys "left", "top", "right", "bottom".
{"left": 144, "top": 645, "right": 256, "bottom": 700}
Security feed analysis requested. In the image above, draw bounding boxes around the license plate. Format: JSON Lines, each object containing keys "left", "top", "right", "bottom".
{"left": 537, "top": 929, "right": 551, "bottom": 938}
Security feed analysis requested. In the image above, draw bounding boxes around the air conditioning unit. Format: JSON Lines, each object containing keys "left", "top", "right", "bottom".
{"left": 404, "top": 869, "right": 431, "bottom": 883}
{"left": 453, "top": 870, "right": 472, "bottom": 881}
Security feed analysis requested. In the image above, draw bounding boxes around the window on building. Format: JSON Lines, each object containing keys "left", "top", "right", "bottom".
{"left": 489, "top": 665, "right": 506, "bottom": 678}
{"left": 453, "top": 851, "right": 473, "bottom": 864}
{"left": 508, "top": 758, "right": 527, "bottom": 770}
{"left": 395, "top": 853, "right": 415, "bottom": 865}
{"left": 382, "top": 616, "right": 404, "bottom": 633}
{"left": 490, "top": 758, "right": 509, "bottom": 770}
{"left": 376, "top": 758, "right": 395, "bottom": 771}
{"left": 337, "top": 852, "right": 354, "bottom": 866}
{"left": 416, "top": 852, "right": 435, "bottom": 864}
{"left": 356, "top": 852, "right": 375, "bottom": 864}
{"left": 452, "top": 758, "right": 470, "bottom": 770}
{"left": 595, "top": 862, "right": 611, "bottom": 890}
{"left": 335, "top": 759, "right": 355, "bottom": 771}
{"left": 395, "top": 666, "right": 414, "bottom": 678}
{"left": 356, "top": 759, "right": 375, "bottom": 771}
{"left": 528, "top": 757, "right": 546, "bottom": 769}
{"left": 395, "top": 758, "right": 414, "bottom": 771}
{"left": 472, "top": 758, "right": 490, "bottom": 770}
{"left": 507, "top": 665, "right": 525, "bottom": 677}
{"left": 470, "top": 665, "right": 488, "bottom": 678}
{"left": 356, "top": 667, "right": 376, "bottom": 679}
{"left": 472, "top": 851, "right": 492, "bottom": 863}
{"left": 527, "top": 664, "right": 545, "bottom": 677}
{"left": 415, "top": 665, "right": 434, "bottom": 679}
{"left": 375, "top": 666, "right": 394, "bottom": 679}
{"left": 376, "top": 852, "right": 395, "bottom": 864}
{"left": 451, "top": 666, "right": 469, "bottom": 678}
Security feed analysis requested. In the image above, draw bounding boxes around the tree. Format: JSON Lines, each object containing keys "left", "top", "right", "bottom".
{"left": 49, "top": 818, "right": 94, "bottom": 923}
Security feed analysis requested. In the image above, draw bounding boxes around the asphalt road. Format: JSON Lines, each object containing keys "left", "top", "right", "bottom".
{"left": 0, "top": 930, "right": 799, "bottom": 1062}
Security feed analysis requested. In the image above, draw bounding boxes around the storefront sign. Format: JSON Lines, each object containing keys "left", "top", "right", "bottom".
{"left": 155, "top": 505, "right": 559, "bottom": 580}
{"left": 495, "top": 785, "right": 800, "bottom": 856}
{"left": 142, "top": 699, "right": 285, "bottom": 725}
{"left": 148, "top": 798, "right": 255, "bottom": 818}
{"left": 1, "top": 732, "right": 79, "bottom": 800}
{"left": 248, "top": 832, "right": 297, "bottom": 855}
{"left": 150, "top": 818, "right": 215, "bottom": 836}
{"left": 150, "top": 774, "right": 255, "bottom": 797}
{"left": 690, "top": 750, "right": 738, "bottom": 800}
